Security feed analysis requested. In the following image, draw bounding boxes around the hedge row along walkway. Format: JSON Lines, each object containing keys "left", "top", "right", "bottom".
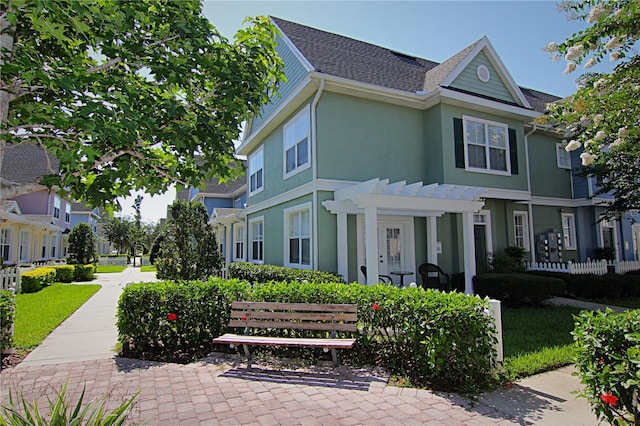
{"left": 1, "top": 266, "right": 596, "bottom": 424}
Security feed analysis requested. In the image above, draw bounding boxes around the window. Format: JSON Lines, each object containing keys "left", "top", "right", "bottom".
{"left": 249, "top": 217, "right": 264, "bottom": 262}
{"left": 249, "top": 147, "right": 264, "bottom": 194}
{"left": 234, "top": 198, "right": 242, "bottom": 209}
{"left": 65, "top": 203, "right": 71, "bottom": 223}
{"left": 285, "top": 204, "right": 311, "bottom": 268}
{"left": 50, "top": 234, "right": 58, "bottom": 258}
{"left": 463, "top": 116, "right": 510, "bottom": 174}
{"left": 561, "top": 213, "right": 577, "bottom": 250}
{"left": 19, "top": 230, "right": 30, "bottom": 262}
{"left": 53, "top": 195, "right": 61, "bottom": 219}
{"left": 556, "top": 143, "right": 571, "bottom": 169}
{"left": 513, "top": 211, "right": 529, "bottom": 250}
{"left": 41, "top": 234, "right": 48, "bottom": 259}
{"left": 283, "top": 106, "right": 310, "bottom": 177}
{"left": 0, "top": 228, "right": 11, "bottom": 263}
{"left": 233, "top": 224, "right": 244, "bottom": 261}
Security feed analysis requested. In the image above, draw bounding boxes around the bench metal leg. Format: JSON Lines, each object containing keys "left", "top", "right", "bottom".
{"left": 242, "top": 344, "right": 252, "bottom": 369}
{"left": 330, "top": 349, "right": 339, "bottom": 367}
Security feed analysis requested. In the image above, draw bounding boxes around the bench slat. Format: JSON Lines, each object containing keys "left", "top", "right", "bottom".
{"left": 230, "top": 310, "right": 357, "bottom": 322}
{"left": 228, "top": 320, "right": 358, "bottom": 332}
{"left": 212, "top": 333, "right": 356, "bottom": 349}
{"left": 231, "top": 301, "right": 357, "bottom": 313}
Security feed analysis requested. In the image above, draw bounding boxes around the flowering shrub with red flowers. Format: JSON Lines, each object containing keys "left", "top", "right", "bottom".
{"left": 573, "top": 308, "right": 640, "bottom": 424}
{"left": 118, "top": 276, "right": 498, "bottom": 393}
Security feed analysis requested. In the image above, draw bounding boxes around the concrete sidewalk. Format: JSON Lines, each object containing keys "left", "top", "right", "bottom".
{"left": 15, "top": 266, "right": 158, "bottom": 368}
{"left": 1, "top": 269, "right": 613, "bottom": 424}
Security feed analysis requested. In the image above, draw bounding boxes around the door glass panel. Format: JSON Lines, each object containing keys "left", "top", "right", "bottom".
{"left": 385, "top": 227, "right": 401, "bottom": 273}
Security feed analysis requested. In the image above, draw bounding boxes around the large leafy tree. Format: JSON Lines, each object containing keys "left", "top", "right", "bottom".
{"left": 0, "top": 0, "right": 283, "bottom": 206}
{"left": 155, "top": 200, "right": 222, "bottom": 281}
{"left": 540, "top": 0, "right": 640, "bottom": 216}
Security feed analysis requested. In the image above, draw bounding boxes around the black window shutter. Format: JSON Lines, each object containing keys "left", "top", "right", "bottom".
{"left": 454, "top": 118, "right": 465, "bottom": 168}
{"left": 509, "top": 128, "right": 518, "bottom": 175}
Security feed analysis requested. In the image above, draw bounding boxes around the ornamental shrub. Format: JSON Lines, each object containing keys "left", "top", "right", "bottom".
{"left": 117, "top": 279, "right": 497, "bottom": 393}
{"left": 474, "top": 273, "right": 565, "bottom": 307}
{"left": 527, "top": 271, "right": 638, "bottom": 299}
{"left": 573, "top": 309, "right": 640, "bottom": 424}
{"left": 0, "top": 290, "right": 15, "bottom": 352}
{"left": 52, "top": 265, "right": 75, "bottom": 283}
{"left": 67, "top": 223, "right": 97, "bottom": 265}
{"left": 228, "top": 262, "right": 344, "bottom": 284}
{"left": 73, "top": 264, "right": 95, "bottom": 281}
{"left": 20, "top": 267, "right": 57, "bottom": 293}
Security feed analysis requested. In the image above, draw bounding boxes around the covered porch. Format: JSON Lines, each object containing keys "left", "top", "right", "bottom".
{"left": 323, "top": 179, "right": 485, "bottom": 294}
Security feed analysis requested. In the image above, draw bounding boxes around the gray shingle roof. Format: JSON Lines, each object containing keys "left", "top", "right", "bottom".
{"left": 272, "top": 17, "right": 561, "bottom": 112}
{"left": 2, "top": 144, "right": 59, "bottom": 184}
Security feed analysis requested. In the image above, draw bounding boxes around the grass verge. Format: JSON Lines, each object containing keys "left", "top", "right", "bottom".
{"left": 95, "top": 265, "right": 127, "bottom": 273}
{"left": 14, "top": 284, "right": 101, "bottom": 350}
{"left": 501, "top": 305, "right": 583, "bottom": 381}
{"left": 585, "top": 297, "right": 640, "bottom": 309}
{"left": 140, "top": 265, "right": 156, "bottom": 272}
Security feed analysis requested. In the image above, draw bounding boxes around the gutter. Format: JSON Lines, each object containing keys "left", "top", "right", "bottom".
{"left": 524, "top": 124, "right": 537, "bottom": 263}
{"left": 311, "top": 79, "right": 325, "bottom": 269}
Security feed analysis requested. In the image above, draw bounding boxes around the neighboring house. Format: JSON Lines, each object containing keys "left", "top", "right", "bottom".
{"left": 0, "top": 144, "right": 71, "bottom": 264}
{"left": 177, "top": 168, "right": 247, "bottom": 265}
{"left": 69, "top": 202, "right": 112, "bottom": 255}
{"left": 228, "top": 16, "right": 636, "bottom": 293}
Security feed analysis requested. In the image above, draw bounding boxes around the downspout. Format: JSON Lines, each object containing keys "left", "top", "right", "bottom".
{"left": 525, "top": 124, "right": 537, "bottom": 264}
{"left": 311, "top": 79, "right": 325, "bottom": 270}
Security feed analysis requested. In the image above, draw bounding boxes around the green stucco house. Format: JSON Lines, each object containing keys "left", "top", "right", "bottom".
{"left": 214, "top": 17, "right": 623, "bottom": 293}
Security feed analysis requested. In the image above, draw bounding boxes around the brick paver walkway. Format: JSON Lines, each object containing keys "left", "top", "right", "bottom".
{"left": 1, "top": 356, "right": 516, "bottom": 425}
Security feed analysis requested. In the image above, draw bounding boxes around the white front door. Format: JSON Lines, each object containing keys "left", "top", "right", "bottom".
{"left": 378, "top": 223, "right": 402, "bottom": 282}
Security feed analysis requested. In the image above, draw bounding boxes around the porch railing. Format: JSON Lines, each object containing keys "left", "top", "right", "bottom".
{"left": 526, "top": 259, "right": 640, "bottom": 275}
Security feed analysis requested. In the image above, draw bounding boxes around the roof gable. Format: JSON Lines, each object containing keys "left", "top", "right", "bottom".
{"left": 439, "top": 37, "right": 531, "bottom": 109}
{"left": 270, "top": 18, "right": 556, "bottom": 112}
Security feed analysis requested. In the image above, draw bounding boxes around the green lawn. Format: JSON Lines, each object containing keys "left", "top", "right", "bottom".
{"left": 502, "top": 305, "right": 583, "bottom": 380}
{"left": 587, "top": 297, "right": 640, "bottom": 309}
{"left": 95, "top": 265, "right": 127, "bottom": 273}
{"left": 140, "top": 265, "right": 156, "bottom": 272}
{"left": 14, "top": 284, "right": 101, "bottom": 350}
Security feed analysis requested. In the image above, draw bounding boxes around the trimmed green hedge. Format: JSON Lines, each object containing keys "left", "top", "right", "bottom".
{"left": 228, "top": 262, "right": 344, "bottom": 284}
{"left": 73, "top": 264, "right": 95, "bottom": 281}
{"left": 52, "top": 265, "right": 75, "bottom": 283}
{"left": 573, "top": 309, "right": 640, "bottom": 424}
{"left": 21, "top": 267, "right": 56, "bottom": 293}
{"left": 117, "top": 279, "right": 497, "bottom": 393}
{"left": 0, "top": 290, "right": 15, "bottom": 352}
{"left": 527, "top": 271, "right": 640, "bottom": 299}
{"left": 474, "top": 273, "right": 565, "bottom": 307}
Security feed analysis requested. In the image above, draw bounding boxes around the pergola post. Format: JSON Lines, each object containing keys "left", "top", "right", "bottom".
{"left": 427, "top": 216, "right": 438, "bottom": 264}
{"left": 336, "top": 212, "right": 348, "bottom": 282}
{"left": 364, "top": 206, "right": 379, "bottom": 286}
{"left": 462, "top": 211, "right": 476, "bottom": 294}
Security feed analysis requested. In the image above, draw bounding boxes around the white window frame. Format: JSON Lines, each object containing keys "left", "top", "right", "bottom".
{"left": 283, "top": 106, "right": 311, "bottom": 179}
{"left": 50, "top": 234, "right": 58, "bottom": 259}
{"left": 19, "top": 229, "right": 31, "bottom": 263}
{"left": 513, "top": 211, "right": 530, "bottom": 250}
{"left": 249, "top": 216, "right": 264, "bottom": 263}
{"left": 53, "top": 195, "right": 61, "bottom": 219}
{"left": 248, "top": 146, "right": 264, "bottom": 196}
{"left": 65, "top": 203, "right": 71, "bottom": 223}
{"left": 463, "top": 115, "right": 510, "bottom": 175}
{"left": 284, "top": 203, "right": 312, "bottom": 269}
{"left": 561, "top": 213, "right": 577, "bottom": 250}
{"left": 556, "top": 143, "right": 571, "bottom": 169}
{"left": 233, "top": 223, "right": 245, "bottom": 262}
{"left": 0, "top": 228, "right": 12, "bottom": 263}
{"left": 233, "top": 198, "right": 242, "bottom": 209}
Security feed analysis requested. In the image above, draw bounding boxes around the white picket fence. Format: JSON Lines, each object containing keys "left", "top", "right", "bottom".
{"left": 0, "top": 267, "right": 20, "bottom": 293}
{"left": 526, "top": 259, "right": 640, "bottom": 275}
{"left": 97, "top": 256, "right": 128, "bottom": 266}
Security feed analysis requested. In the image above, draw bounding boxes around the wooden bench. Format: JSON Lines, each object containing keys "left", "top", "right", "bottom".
{"left": 213, "top": 301, "right": 358, "bottom": 368}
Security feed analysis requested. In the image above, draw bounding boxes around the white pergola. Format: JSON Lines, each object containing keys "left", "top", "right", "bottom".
{"left": 323, "top": 179, "right": 486, "bottom": 294}
{"left": 210, "top": 208, "right": 245, "bottom": 265}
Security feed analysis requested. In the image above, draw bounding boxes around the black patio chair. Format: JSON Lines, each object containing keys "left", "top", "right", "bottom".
{"left": 418, "top": 263, "right": 451, "bottom": 291}
{"left": 360, "top": 265, "right": 394, "bottom": 286}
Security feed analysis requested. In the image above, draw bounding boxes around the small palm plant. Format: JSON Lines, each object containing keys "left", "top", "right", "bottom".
{"left": 0, "top": 380, "right": 138, "bottom": 426}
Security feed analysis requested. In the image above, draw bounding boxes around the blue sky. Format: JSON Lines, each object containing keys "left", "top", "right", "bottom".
{"left": 123, "top": 0, "right": 613, "bottom": 222}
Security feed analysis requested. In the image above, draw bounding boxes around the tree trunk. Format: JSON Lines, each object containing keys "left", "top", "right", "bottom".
{"left": 0, "top": 8, "right": 17, "bottom": 204}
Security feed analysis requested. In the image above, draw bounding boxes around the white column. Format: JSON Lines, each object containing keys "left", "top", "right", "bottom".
{"left": 225, "top": 224, "right": 233, "bottom": 265}
{"left": 462, "top": 212, "right": 476, "bottom": 294}
{"left": 336, "top": 212, "right": 349, "bottom": 283}
{"left": 364, "top": 206, "right": 379, "bottom": 286}
{"left": 488, "top": 299, "right": 503, "bottom": 364}
{"left": 427, "top": 216, "right": 438, "bottom": 264}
